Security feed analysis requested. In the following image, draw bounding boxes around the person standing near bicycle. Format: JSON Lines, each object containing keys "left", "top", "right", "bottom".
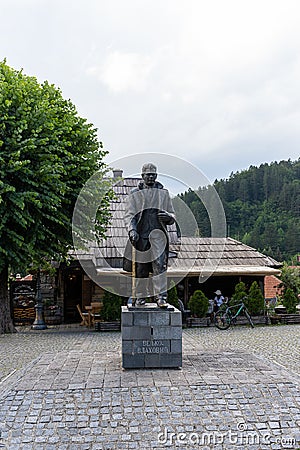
{"left": 214, "top": 290, "right": 225, "bottom": 313}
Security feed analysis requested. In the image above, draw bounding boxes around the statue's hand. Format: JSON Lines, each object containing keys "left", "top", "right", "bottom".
{"left": 129, "top": 229, "right": 139, "bottom": 244}
{"left": 158, "top": 211, "right": 172, "bottom": 223}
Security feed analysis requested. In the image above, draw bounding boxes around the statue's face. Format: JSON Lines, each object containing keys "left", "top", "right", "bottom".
{"left": 142, "top": 172, "right": 157, "bottom": 186}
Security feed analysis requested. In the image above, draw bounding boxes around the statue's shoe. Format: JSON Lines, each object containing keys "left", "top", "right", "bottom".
{"left": 156, "top": 298, "right": 168, "bottom": 308}
{"left": 135, "top": 298, "right": 146, "bottom": 306}
{"left": 127, "top": 297, "right": 134, "bottom": 307}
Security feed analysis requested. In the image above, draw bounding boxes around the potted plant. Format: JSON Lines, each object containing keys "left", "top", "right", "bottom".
{"left": 95, "top": 290, "right": 122, "bottom": 331}
{"left": 231, "top": 281, "right": 247, "bottom": 303}
{"left": 282, "top": 288, "right": 298, "bottom": 313}
{"left": 267, "top": 297, "right": 285, "bottom": 324}
{"left": 274, "top": 303, "right": 287, "bottom": 315}
{"left": 187, "top": 290, "right": 209, "bottom": 325}
{"left": 248, "top": 281, "right": 265, "bottom": 316}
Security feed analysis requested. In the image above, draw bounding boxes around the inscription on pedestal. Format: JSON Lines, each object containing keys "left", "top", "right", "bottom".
{"left": 136, "top": 340, "right": 169, "bottom": 354}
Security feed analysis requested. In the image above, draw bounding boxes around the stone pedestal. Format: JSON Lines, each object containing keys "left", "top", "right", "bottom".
{"left": 121, "top": 303, "right": 182, "bottom": 369}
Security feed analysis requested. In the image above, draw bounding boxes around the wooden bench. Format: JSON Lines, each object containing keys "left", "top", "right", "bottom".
{"left": 186, "top": 317, "right": 211, "bottom": 327}
{"left": 238, "top": 315, "right": 267, "bottom": 325}
{"left": 94, "top": 321, "right": 121, "bottom": 331}
{"left": 277, "top": 314, "right": 300, "bottom": 325}
{"left": 186, "top": 315, "right": 267, "bottom": 327}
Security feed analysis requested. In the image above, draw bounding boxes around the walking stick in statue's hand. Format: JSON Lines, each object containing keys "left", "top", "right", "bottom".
{"left": 132, "top": 244, "right": 136, "bottom": 306}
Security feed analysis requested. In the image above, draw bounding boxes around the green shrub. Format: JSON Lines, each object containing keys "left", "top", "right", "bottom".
{"left": 188, "top": 290, "right": 209, "bottom": 318}
{"left": 167, "top": 280, "right": 180, "bottom": 309}
{"left": 248, "top": 281, "right": 264, "bottom": 315}
{"left": 101, "top": 290, "right": 122, "bottom": 321}
{"left": 230, "top": 281, "right": 248, "bottom": 315}
{"left": 280, "top": 263, "right": 300, "bottom": 297}
{"left": 231, "top": 281, "right": 247, "bottom": 303}
{"left": 282, "top": 287, "right": 298, "bottom": 313}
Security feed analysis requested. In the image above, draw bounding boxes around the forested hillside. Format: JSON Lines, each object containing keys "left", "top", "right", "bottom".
{"left": 177, "top": 159, "right": 300, "bottom": 262}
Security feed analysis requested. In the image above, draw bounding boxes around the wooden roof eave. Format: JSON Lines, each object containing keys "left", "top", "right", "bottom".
{"left": 96, "top": 266, "right": 281, "bottom": 277}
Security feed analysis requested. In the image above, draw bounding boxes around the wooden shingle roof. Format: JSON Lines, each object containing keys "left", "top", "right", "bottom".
{"left": 167, "top": 237, "right": 281, "bottom": 276}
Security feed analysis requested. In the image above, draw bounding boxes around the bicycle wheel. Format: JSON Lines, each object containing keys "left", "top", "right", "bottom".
{"left": 215, "top": 311, "right": 231, "bottom": 330}
{"left": 244, "top": 310, "right": 255, "bottom": 328}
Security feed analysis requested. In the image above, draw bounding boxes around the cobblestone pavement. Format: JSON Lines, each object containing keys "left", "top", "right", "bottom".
{"left": 0, "top": 324, "right": 299, "bottom": 449}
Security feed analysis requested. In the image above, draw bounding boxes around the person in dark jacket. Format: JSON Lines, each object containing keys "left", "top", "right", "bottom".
{"left": 123, "top": 163, "right": 175, "bottom": 307}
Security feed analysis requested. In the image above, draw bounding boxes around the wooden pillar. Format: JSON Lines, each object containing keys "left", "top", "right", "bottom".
{"left": 184, "top": 277, "right": 189, "bottom": 307}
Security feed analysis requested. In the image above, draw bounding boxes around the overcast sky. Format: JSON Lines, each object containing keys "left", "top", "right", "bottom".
{"left": 1, "top": 0, "right": 300, "bottom": 187}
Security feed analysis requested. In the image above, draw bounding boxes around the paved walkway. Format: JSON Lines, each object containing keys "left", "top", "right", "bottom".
{"left": 0, "top": 324, "right": 299, "bottom": 449}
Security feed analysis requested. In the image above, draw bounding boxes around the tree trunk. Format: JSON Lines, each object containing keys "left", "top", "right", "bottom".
{"left": 0, "top": 265, "right": 17, "bottom": 333}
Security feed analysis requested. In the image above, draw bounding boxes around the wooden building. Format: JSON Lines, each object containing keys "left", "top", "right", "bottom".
{"left": 60, "top": 174, "right": 281, "bottom": 321}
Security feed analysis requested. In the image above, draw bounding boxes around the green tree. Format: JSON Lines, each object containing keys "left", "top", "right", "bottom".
{"left": 0, "top": 60, "right": 112, "bottom": 333}
{"left": 231, "top": 282, "right": 247, "bottom": 303}
{"left": 167, "top": 280, "right": 180, "bottom": 309}
{"left": 282, "top": 288, "right": 298, "bottom": 314}
{"left": 248, "top": 281, "right": 265, "bottom": 315}
{"left": 101, "top": 291, "right": 122, "bottom": 321}
{"left": 279, "top": 263, "right": 300, "bottom": 296}
{"left": 188, "top": 290, "right": 209, "bottom": 317}
{"left": 180, "top": 158, "right": 300, "bottom": 260}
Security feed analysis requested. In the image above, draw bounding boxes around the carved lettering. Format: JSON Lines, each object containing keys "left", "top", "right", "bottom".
{"left": 137, "top": 340, "right": 169, "bottom": 354}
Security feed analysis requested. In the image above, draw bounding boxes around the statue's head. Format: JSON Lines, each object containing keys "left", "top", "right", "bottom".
{"left": 141, "top": 163, "right": 157, "bottom": 174}
{"left": 141, "top": 163, "right": 157, "bottom": 186}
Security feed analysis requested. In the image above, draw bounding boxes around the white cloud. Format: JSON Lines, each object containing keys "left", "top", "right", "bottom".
{"left": 1, "top": 0, "right": 300, "bottom": 181}
{"left": 87, "top": 50, "right": 156, "bottom": 93}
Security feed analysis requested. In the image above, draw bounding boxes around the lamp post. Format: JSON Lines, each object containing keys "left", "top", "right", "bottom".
{"left": 31, "top": 267, "right": 47, "bottom": 330}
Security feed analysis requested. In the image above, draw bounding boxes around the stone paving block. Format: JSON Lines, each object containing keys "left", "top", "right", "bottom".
{"left": 158, "top": 353, "right": 182, "bottom": 368}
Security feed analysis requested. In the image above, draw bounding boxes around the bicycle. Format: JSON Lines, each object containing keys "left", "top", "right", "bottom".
{"left": 214, "top": 298, "right": 255, "bottom": 330}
